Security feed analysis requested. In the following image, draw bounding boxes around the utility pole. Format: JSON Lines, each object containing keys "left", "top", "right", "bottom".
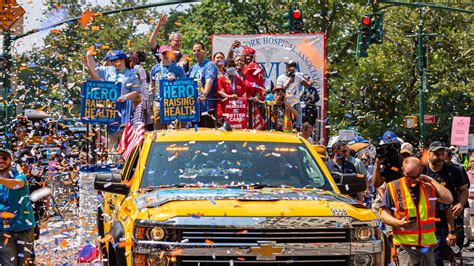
{"left": 417, "top": 7, "right": 427, "bottom": 146}
{"left": 379, "top": 1, "right": 473, "bottom": 146}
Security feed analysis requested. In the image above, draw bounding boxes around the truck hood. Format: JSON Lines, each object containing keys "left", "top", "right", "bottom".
{"left": 135, "top": 188, "right": 376, "bottom": 222}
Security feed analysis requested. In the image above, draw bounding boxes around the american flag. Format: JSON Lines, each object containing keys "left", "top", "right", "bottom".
{"left": 119, "top": 102, "right": 145, "bottom": 160}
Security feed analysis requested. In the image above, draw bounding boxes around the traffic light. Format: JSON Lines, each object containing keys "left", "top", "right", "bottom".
{"left": 372, "top": 13, "right": 384, "bottom": 44}
{"left": 283, "top": 6, "right": 304, "bottom": 33}
{"left": 283, "top": 9, "right": 292, "bottom": 32}
{"left": 291, "top": 8, "right": 303, "bottom": 32}
{"left": 404, "top": 116, "right": 418, "bottom": 128}
{"left": 356, "top": 13, "right": 384, "bottom": 58}
{"left": 356, "top": 15, "right": 372, "bottom": 58}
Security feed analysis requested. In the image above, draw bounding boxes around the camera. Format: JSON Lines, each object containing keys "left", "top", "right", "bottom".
{"left": 376, "top": 142, "right": 401, "bottom": 161}
{"left": 287, "top": 71, "right": 295, "bottom": 79}
{"left": 376, "top": 142, "right": 403, "bottom": 180}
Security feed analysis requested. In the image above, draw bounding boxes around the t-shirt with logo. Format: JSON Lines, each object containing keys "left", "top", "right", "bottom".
{"left": 98, "top": 66, "right": 140, "bottom": 131}
{"left": 0, "top": 170, "right": 36, "bottom": 232}
{"left": 276, "top": 73, "right": 305, "bottom": 105}
{"left": 422, "top": 163, "right": 467, "bottom": 230}
{"left": 188, "top": 59, "right": 218, "bottom": 113}
{"left": 150, "top": 63, "right": 186, "bottom": 102}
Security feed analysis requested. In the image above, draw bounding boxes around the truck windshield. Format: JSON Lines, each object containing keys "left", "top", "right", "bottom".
{"left": 141, "top": 141, "right": 333, "bottom": 191}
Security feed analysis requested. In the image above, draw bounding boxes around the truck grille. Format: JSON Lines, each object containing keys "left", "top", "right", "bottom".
{"left": 178, "top": 255, "right": 349, "bottom": 265}
{"left": 170, "top": 228, "right": 350, "bottom": 244}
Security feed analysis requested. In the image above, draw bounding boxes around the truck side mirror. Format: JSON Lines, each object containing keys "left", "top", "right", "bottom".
{"left": 333, "top": 173, "right": 367, "bottom": 195}
{"left": 94, "top": 173, "right": 129, "bottom": 195}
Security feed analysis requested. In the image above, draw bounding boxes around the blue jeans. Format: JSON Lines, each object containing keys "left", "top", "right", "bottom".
{"left": 434, "top": 226, "right": 454, "bottom": 266}
{"left": 293, "top": 102, "right": 302, "bottom": 129}
{"left": 0, "top": 228, "right": 35, "bottom": 265}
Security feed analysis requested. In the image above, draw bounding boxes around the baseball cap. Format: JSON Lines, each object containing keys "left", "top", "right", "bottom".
{"left": 381, "top": 131, "right": 398, "bottom": 142}
{"left": 272, "top": 84, "right": 285, "bottom": 93}
{"left": 158, "top": 45, "right": 172, "bottom": 54}
{"left": 103, "top": 50, "right": 127, "bottom": 61}
{"left": 242, "top": 46, "right": 256, "bottom": 56}
{"left": 0, "top": 148, "right": 13, "bottom": 159}
{"left": 287, "top": 60, "right": 297, "bottom": 68}
{"left": 400, "top": 142, "right": 413, "bottom": 155}
{"left": 429, "top": 141, "right": 447, "bottom": 152}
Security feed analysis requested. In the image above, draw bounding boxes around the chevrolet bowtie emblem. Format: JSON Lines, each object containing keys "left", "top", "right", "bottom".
{"left": 250, "top": 243, "right": 285, "bottom": 260}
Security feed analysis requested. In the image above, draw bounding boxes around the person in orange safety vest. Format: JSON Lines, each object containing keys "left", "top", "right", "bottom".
{"left": 380, "top": 157, "right": 453, "bottom": 266}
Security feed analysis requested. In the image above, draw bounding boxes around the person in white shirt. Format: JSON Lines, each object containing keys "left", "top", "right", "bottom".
{"left": 130, "top": 51, "right": 153, "bottom": 130}
{"left": 276, "top": 60, "right": 314, "bottom": 129}
{"left": 299, "top": 122, "right": 314, "bottom": 144}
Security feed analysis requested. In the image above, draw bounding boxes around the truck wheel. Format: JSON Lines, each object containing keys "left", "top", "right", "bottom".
{"left": 114, "top": 246, "right": 127, "bottom": 266}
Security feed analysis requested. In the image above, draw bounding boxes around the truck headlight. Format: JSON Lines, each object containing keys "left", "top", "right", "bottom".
{"left": 355, "top": 226, "right": 372, "bottom": 241}
{"left": 352, "top": 254, "right": 374, "bottom": 266}
{"left": 148, "top": 227, "right": 166, "bottom": 241}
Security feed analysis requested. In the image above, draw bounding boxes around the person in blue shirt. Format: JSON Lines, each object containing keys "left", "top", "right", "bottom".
{"left": 325, "top": 141, "right": 358, "bottom": 183}
{"left": 150, "top": 45, "right": 186, "bottom": 129}
{"left": 85, "top": 50, "right": 141, "bottom": 149}
{"left": 188, "top": 41, "right": 218, "bottom": 128}
{"left": 0, "top": 148, "right": 36, "bottom": 265}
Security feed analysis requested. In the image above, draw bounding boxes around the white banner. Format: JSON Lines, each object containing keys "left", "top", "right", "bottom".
{"left": 211, "top": 33, "right": 327, "bottom": 141}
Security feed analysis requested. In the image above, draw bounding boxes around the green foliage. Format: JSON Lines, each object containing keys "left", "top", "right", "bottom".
{"left": 15, "top": 0, "right": 157, "bottom": 116}
{"left": 15, "top": 0, "right": 473, "bottom": 144}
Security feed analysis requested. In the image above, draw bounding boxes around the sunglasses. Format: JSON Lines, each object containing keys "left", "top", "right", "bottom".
{"left": 0, "top": 155, "right": 10, "bottom": 161}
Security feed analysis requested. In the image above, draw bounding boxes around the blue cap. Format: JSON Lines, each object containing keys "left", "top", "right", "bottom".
{"left": 381, "top": 131, "right": 398, "bottom": 142}
{"left": 265, "top": 94, "right": 275, "bottom": 102}
{"left": 103, "top": 50, "right": 127, "bottom": 61}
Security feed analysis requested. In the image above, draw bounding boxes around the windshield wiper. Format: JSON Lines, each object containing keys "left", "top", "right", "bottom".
{"left": 140, "top": 183, "right": 199, "bottom": 192}
{"left": 226, "top": 183, "right": 295, "bottom": 189}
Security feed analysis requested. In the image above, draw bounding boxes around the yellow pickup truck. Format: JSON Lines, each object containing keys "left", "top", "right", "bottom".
{"left": 95, "top": 129, "right": 387, "bottom": 265}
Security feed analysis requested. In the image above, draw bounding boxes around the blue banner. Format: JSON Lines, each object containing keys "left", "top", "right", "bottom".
{"left": 80, "top": 80, "right": 122, "bottom": 125}
{"left": 159, "top": 78, "right": 199, "bottom": 124}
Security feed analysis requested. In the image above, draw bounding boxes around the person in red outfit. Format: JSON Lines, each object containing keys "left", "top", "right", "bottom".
{"left": 241, "top": 46, "right": 265, "bottom": 100}
{"left": 217, "top": 59, "right": 247, "bottom": 122}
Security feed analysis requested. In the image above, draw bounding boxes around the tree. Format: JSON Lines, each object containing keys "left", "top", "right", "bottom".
{"left": 14, "top": 0, "right": 157, "bottom": 116}
{"left": 14, "top": 0, "right": 473, "bottom": 144}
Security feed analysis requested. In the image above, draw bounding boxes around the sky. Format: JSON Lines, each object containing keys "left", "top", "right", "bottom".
{"left": 8, "top": 0, "right": 192, "bottom": 54}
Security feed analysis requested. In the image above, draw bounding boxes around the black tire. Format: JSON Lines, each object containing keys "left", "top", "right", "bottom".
{"left": 115, "top": 246, "right": 127, "bottom": 266}
{"left": 106, "top": 245, "right": 117, "bottom": 266}
{"left": 105, "top": 240, "right": 126, "bottom": 266}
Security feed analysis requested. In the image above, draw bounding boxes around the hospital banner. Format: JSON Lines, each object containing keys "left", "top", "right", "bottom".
{"left": 212, "top": 33, "right": 327, "bottom": 140}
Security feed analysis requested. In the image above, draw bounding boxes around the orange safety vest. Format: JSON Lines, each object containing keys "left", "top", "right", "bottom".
{"left": 387, "top": 177, "right": 437, "bottom": 247}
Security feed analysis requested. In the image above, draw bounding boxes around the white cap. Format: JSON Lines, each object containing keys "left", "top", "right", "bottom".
{"left": 400, "top": 142, "right": 414, "bottom": 155}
